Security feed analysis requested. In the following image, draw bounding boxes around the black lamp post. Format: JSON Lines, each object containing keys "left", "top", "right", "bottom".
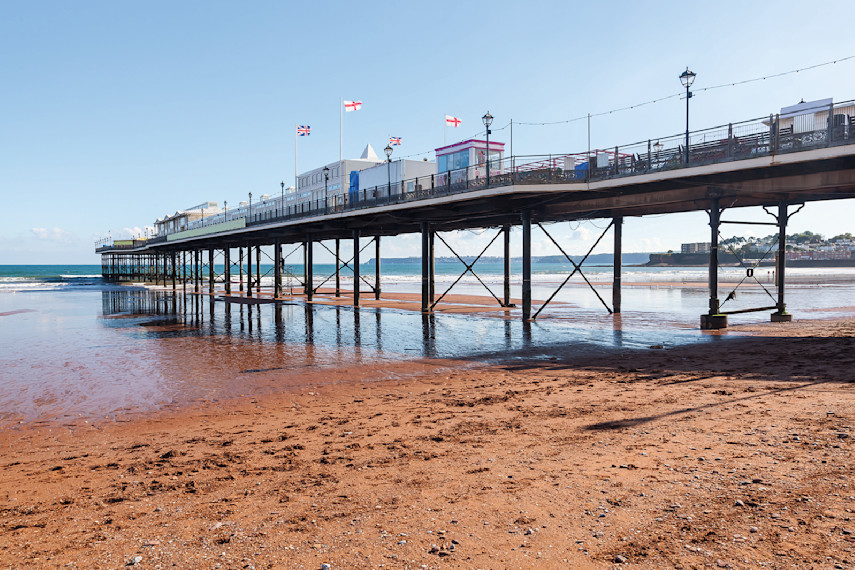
{"left": 679, "top": 67, "right": 696, "bottom": 164}
{"left": 323, "top": 166, "right": 330, "bottom": 210}
{"left": 224, "top": 200, "right": 228, "bottom": 221}
{"left": 280, "top": 181, "right": 284, "bottom": 216}
{"left": 482, "top": 111, "right": 493, "bottom": 187}
{"left": 384, "top": 144, "right": 393, "bottom": 196}
{"left": 653, "top": 140, "right": 663, "bottom": 168}
{"left": 248, "top": 192, "right": 252, "bottom": 219}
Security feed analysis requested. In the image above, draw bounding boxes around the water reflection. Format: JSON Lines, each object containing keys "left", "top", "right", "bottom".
{"left": 100, "top": 288, "right": 720, "bottom": 362}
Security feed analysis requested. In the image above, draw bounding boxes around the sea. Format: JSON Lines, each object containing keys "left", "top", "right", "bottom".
{"left": 2, "top": 262, "right": 855, "bottom": 426}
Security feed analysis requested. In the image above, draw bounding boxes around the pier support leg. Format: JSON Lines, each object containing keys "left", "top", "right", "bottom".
{"left": 613, "top": 216, "right": 623, "bottom": 314}
{"left": 238, "top": 247, "right": 244, "bottom": 292}
{"left": 208, "top": 248, "right": 214, "bottom": 295}
{"left": 224, "top": 248, "right": 231, "bottom": 295}
{"left": 247, "top": 245, "right": 253, "bottom": 297}
{"left": 503, "top": 224, "right": 512, "bottom": 307}
{"left": 306, "top": 236, "right": 313, "bottom": 302}
{"left": 335, "top": 239, "right": 341, "bottom": 297}
{"left": 375, "top": 236, "right": 381, "bottom": 301}
{"left": 255, "top": 246, "right": 261, "bottom": 296}
{"left": 522, "top": 210, "right": 532, "bottom": 321}
{"left": 182, "top": 251, "right": 187, "bottom": 292}
{"left": 171, "top": 252, "right": 177, "bottom": 290}
{"left": 701, "top": 196, "right": 727, "bottom": 329}
{"left": 352, "top": 229, "right": 360, "bottom": 307}
{"left": 772, "top": 201, "right": 793, "bottom": 322}
{"left": 195, "top": 250, "right": 201, "bottom": 293}
{"left": 429, "top": 229, "right": 435, "bottom": 302}
{"left": 421, "top": 222, "right": 431, "bottom": 313}
{"left": 274, "top": 239, "right": 281, "bottom": 298}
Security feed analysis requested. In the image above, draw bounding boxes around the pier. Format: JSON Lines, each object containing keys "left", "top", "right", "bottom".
{"left": 98, "top": 101, "right": 855, "bottom": 328}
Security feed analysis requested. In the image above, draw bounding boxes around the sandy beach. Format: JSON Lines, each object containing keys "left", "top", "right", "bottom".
{"left": 1, "top": 312, "right": 853, "bottom": 569}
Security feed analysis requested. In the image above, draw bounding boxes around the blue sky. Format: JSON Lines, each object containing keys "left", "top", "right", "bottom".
{"left": 2, "top": 0, "right": 854, "bottom": 264}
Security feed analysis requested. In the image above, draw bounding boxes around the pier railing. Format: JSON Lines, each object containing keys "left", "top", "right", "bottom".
{"left": 238, "top": 99, "right": 855, "bottom": 229}
{"left": 102, "top": 98, "right": 855, "bottom": 248}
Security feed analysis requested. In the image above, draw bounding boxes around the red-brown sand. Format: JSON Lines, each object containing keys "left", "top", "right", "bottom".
{"left": 1, "top": 316, "right": 854, "bottom": 568}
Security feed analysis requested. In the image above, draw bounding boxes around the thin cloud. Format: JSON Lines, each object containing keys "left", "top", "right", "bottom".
{"left": 30, "top": 227, "right": 72, "bottom": 242}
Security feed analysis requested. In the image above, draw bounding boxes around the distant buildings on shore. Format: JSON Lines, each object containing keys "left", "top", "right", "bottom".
{"left": 681, "top": 232, "right": 855, "bottom": 262}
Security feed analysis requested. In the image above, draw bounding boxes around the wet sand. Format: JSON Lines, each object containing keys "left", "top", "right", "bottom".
{"left": 1, "top": 315, "right": 854, "bottom": 568}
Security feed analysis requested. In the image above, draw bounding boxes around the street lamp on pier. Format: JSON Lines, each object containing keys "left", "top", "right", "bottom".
{"left": 224, "top": 200, "right": 228, "bottom": 221}
{"left": 653, "top": 140, "right": 663, "bottom": 168}
{"left": 384, "top": 144, "right": 393, "bottom": 197}
{"left": 323, "top": 166, "right": 330, "bottom": 211}
{"left": 248, "top": 192, "right": 252, "bottom": 220}
{"left": 481, "top": 111, "right": 493, "bottom": 186}
{"left": 280, "top": 181, "right": 285, "bottom": 217}
{"left": 482, "top": 111, "right": 493, "bottom": 187}
{"left": 679, "top": 67, "right": 696, "bottom": 164}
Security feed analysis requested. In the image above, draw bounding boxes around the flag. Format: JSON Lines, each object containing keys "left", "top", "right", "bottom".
{"left": 389, "top": 137, "right": 401, "bottom": 146}
{"left": 296, "top": 125, "right": 311, "bottom": 136}
{"left": 343, "top": 100, "right": 363, "bottom": 112}
{"left": 445, "top": 115, "right": 461, "bottom": 127}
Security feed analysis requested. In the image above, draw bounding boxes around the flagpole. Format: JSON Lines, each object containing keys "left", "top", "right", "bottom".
{"left": 510, "top": 119, "right": 513, "bottom": 158}
{"left": 294, "top": 123, "right": 298, "bottom": 195}
{"left": 339, "top": 97, "right": 343, "bottom": 162}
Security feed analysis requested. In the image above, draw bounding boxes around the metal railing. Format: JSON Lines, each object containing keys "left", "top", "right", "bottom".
{"left": 103, "top": 98, "right": 855, "bottom": 249}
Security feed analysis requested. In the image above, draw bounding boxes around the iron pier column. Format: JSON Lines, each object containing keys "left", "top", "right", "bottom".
{"left": 521, "top": 210, "right": 532, "bottom": 321}
{"left": 335, "top": 239, "right": 341, "bottom": 297}
{"left": 429, "top": 228, "right": 435, "bottom": 302}
{"left": 772, "top": 201, "right": 793, "bottom": 322}
{"left": 247, "top": 245, "right": 253, "bottom": 297}
{"left": 701, "top": 196, "right": 727, "bottom": 329}
{"left": 375, "top": 236, "right": 381, "bottom": 301}
{"left": 613, "top": 216, "right": 623, "bottom": 314}
{"left": 352, "top": 229, "right": 360, "bottom": 307}
{"left": 274, "top": 239, "right": 281, "bottom": 298}
{"left": 171, "top": 252, "right": 177, "bottom": 290}
{"left": 503, "top": 224, "right": 512, "bottom": 307}
{"left": 303, "top": 240, "right": 309, "bottom": 298}
{"left": 194, "top": 250, "right": 201, "bottom": 293}
{"left": 306, "top": 236, "right": 313, "bottom": 302}
{"left": 224, "top": 247, "right": 231, "bottom": 295}
{"left": 208, "top": 248, "right": 215, "bottom": 295}
{"left": 421, "top": 222, "right": 431, "bottom": 313}
{"left": 255, "top": 246, "right": 261, "bottom": 296}
{"left": 335, "top": 238, "right": 341, "bottom": 297}
{"left": 238, "top": 247, "right": 244, "bottom": 292}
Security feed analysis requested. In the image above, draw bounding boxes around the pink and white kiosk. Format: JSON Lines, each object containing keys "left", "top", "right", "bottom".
{"left": 435, "top": 139, "right": 505, "bottom": 188}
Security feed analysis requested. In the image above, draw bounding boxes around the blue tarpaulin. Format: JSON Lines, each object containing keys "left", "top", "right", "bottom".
{"left": 349, "top": 171, "right": 359, "bottom": 203}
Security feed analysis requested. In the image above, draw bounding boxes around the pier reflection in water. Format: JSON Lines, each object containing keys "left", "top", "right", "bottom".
{"left": 100, "top": 288, "right": 719, "bottom": 364}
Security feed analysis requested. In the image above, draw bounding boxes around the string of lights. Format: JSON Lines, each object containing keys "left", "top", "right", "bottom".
{"left": 390, "top": 54, "right": 853, "bottom": 161}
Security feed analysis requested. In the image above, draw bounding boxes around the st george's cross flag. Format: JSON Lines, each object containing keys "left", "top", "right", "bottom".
{"left": 343, "top": 100, "right": 363, "bottom": 112}
{"left": 389, "top": 137, "right": 402, "bottom": 146}
{"left": 296, "top": 125, "right": 311, "bottom": 136}
{"left": 445, "top": 115, "right": 461, "bottom": 127}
